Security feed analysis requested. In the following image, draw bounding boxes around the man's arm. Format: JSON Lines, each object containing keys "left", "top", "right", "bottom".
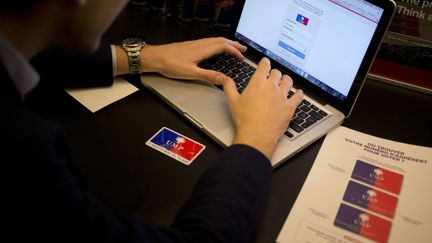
{"left": 30, "top": 39, "right": 114, "bottom": 88}
{"left": 115, "top": 37, "right": 247, "bottom": 84}
{"left": 169, "top": 144, "right": 272, "bottom": 242}
{"left": 30, "top": 37, "right": 246, "bottom": 89}
{"left": 165, "top": 58, "right": 304, "bottom": 242}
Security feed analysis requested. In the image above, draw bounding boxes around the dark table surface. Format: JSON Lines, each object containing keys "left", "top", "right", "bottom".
{"left": 30, "top": 5, "right": 432, "bottom": 243}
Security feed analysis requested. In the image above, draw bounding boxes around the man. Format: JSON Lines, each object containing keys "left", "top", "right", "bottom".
{"left": 1, "top": 0, "right": 303, "bottom": 242}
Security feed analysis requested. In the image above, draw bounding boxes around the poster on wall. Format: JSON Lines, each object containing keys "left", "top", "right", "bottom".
{"left": 369, "top": 0, "right": 432, "bottom": 94}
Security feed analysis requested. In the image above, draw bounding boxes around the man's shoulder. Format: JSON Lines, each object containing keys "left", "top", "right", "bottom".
{"left": 0, "top": 86, "right": 64, "bottom": 153}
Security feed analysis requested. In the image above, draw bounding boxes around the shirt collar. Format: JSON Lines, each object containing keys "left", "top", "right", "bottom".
{"left": 0, "top": 32, "right": 39, "bottom": 99}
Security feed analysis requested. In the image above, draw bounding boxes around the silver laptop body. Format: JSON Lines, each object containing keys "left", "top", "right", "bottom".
{"left": 141, "top": 0, "right": 396, "bottom": 167}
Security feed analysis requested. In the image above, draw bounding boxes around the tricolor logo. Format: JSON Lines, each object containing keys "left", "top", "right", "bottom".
{"left": 334, "top": 204, "right": 392, "bottom": 243}
{"left": 352, "top": 160, "right": 404, "bottom": 195}
{"left": 296, "top": 14, "right": 309, "bottom": 25}
{"left": 147, "top": 127, "right": 205, "bottom": 165}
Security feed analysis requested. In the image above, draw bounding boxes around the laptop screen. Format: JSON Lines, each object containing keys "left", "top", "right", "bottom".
{"left": 234, "top": 0, "right": 384, "bottom": 102}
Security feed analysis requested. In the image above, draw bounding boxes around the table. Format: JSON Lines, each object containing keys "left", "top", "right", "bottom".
{"left": 29, "top": 5, "right": 432, "bottom": 243}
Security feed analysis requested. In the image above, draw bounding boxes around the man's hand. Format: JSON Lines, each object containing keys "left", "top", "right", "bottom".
{"left": 139, "top": 37, "right": 246, "bottom": 83}
{"left": 223, "top": 58, "right": 304, "bottom": 160}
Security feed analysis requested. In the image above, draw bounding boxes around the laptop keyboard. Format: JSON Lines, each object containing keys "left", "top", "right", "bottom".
{"left": 199, "top": 54, "right": 254, "bottom": 93}
{"left": 198, "top": 54, "right": 331, "bottom": 140}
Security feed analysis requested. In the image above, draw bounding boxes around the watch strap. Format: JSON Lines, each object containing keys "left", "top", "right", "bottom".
{"left": 121, "top": 38, "right": 145, "bottom": 75}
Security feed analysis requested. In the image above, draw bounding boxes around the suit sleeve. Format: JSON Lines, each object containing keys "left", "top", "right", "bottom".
{"left": 116, "top": 145, "right": 272, "bottom": 243}
{"left": 30, "top": 39, "right": 114, "bottom": 88}
{"left": 169, "top": 144, "right": 273, "bottom": 243}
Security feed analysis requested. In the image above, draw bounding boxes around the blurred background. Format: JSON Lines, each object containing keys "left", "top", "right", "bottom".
{"left": 129, "top": 0, "right": 238, "bottom": 28}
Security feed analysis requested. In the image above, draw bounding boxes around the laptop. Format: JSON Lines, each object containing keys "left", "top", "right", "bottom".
{"left": 141, "top": 0, "right": 396, "bottom": 167}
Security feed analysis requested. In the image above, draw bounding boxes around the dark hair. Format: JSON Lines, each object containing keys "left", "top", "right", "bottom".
{"left": 0, "top": 0, "right": 43, "bottom": 12}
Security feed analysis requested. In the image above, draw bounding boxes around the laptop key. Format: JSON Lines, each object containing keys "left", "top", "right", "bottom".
{"left": 214, "top": 64, "right": 223, "bottom": 70}
{"left": 284, "top": 131, "right": 294, "bottom": 138}
{"left": 300, "top": 105, "right": 311, "bottom": 112}
{"left": 227, "top": 73, "right": 237, "bottom": 79}
{"left": 246, "top": 67, "right": 255, "bottom": 74}
{"left": 238, "top": 73, "right": 249, "bottom": 79}
{"left": 310, "top": 104, "right": 319, "bottom": 111}
{"left": 228, "top": 58, "right": 237, "bottom": 64}
{"left": 308, "top": 110, "right": 323, "bottom": 120}
{"left": 234, "top": 77, "right": 244, "bottom": 84}
{"left": 220, "top": 68, "right": 230, "bottom": 74}
{"left": 232, "top": 69, "right": 242, "bottom": 74}
{"left": 234, "top": 63, "right": 244, "bottom": 69}
{"left": 218, "top": 60, "right": 228, "bottom": 66}
{"left": 318, "top": 110, "right": 328, "bottom": 117}
{"left": 292, "top": 116, "right": 304, "bottom": 125}
{"left": 301, "top": 120, "right": 314, "bottom": 129}
{"left": 289, "top": 122, "right": 304, "bottom": 133}
{"left": 226, "top": 63, "right": 236, "bottom": 69}
{"left": 297, "top": 111, "right": 308, "bottom": 119}
{"left": 306, "top": 116, "right": 317, "bottom": 124}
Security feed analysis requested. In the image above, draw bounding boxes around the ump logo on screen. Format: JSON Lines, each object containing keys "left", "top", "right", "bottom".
{"left": 296, "top": 14, "right": 309, "bottom": 26}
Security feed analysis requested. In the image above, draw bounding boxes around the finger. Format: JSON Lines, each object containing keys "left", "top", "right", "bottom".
{"left": 222, "top": 76, "right": 240, "bottom": 104}
{"left": 200, "top": 38, "right": 245, "bottom": 61}
{"left": 251, "top": 57, "right": 271, "bottom": 81}
{"left": 221, "top": 43, "right": 246, "bottom": 60}
{"left": 268, "top": 69, "right": 282, "bottom": 85}
{"left": 223, "top": 38, "right": 247, "bottom": 50}
{"left": 280, "top": 75, "right": 293, "bottom": 97}
{"left": 288, "top": 89, "right": 304, "bottom": 111}
{"left": 216, "top": 37, "right": 247, "bottom": 53}
{"left": 226, "top": 39, "right": 247, "bottom": 60}
{"left": 233, "top": 41, "right": 247, "bottom": 52}
{"left": 195, "top": 67, "right": 225, "bottom": 84}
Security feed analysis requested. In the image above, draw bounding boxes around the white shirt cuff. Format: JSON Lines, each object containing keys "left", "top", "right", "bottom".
{"left": 111, "top": 45, "right": 117, "bottom": 77}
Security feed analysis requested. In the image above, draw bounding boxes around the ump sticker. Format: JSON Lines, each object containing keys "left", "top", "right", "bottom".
{"left": 334, "top": 204, "right": 392, "bottom": 243}
{"left": 146, "top": 127, "right": 205, "bottom": 165}
{"left": 343, "top": 181, "right": 398, "bottom": 219}
{"left": 351, "top": 160, "right": 404, "bottom": 195}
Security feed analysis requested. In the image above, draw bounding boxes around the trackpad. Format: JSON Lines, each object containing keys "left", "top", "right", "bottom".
{"left": 178, "top": 88, "right": 233, "bottom": 132}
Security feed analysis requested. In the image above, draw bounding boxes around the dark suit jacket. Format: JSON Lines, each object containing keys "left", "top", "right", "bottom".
{"left": 1, "top": 41, "right": 272, "bottom": 242}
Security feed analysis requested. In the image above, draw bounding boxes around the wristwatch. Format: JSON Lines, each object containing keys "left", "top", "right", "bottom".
{"left": 121, "top": 37, "right": 146, "bottom": 75}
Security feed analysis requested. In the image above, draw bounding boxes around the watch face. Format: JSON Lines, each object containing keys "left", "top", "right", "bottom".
{"left": 122, "top": 38, "right": 144, "bottom": 47}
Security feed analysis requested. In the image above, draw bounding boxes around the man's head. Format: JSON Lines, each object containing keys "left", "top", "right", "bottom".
{"left": 0, "top": 0, "right": 129, "bottom": 56}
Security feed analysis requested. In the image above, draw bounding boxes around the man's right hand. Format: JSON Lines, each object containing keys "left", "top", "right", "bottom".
{"left": 222, "top": 57, "right": 304, "bottom": 160}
